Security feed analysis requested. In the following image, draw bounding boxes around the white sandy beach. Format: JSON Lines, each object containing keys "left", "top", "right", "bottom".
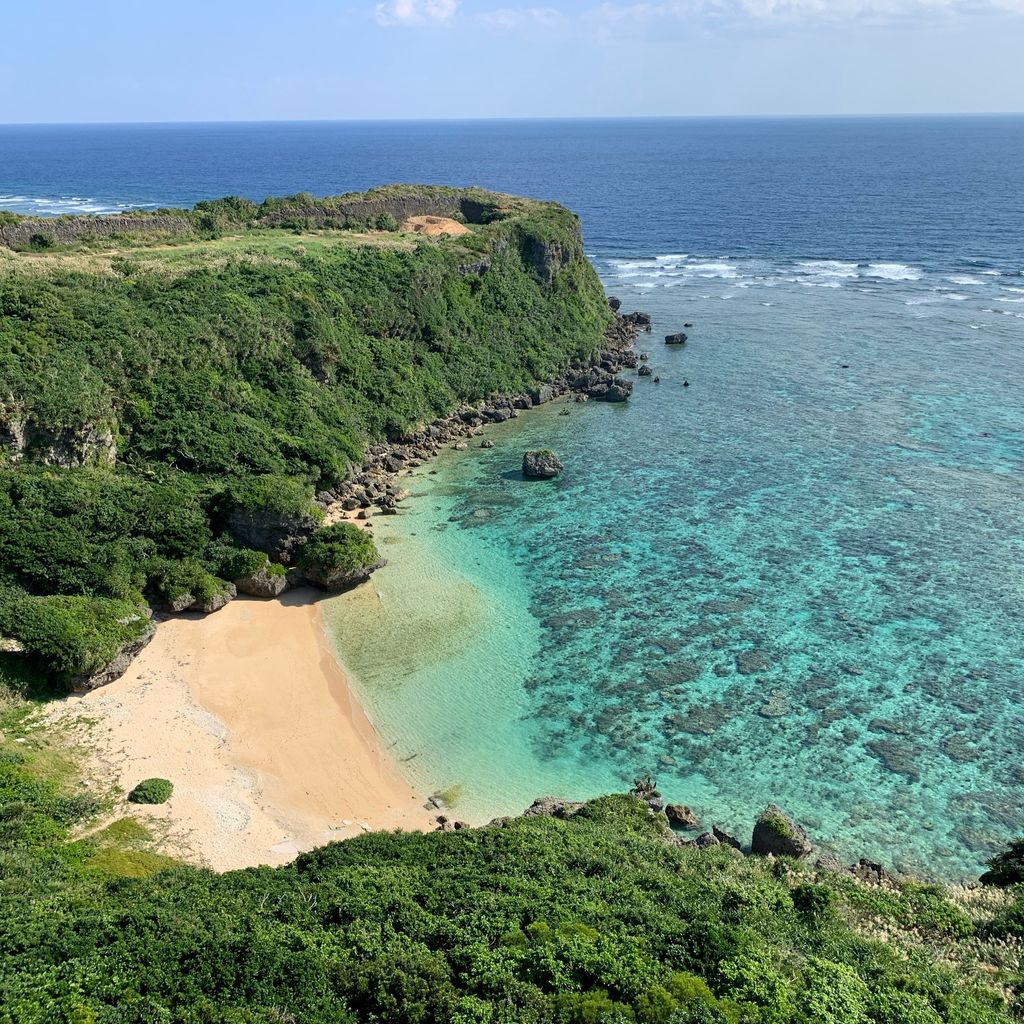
{"left": 47, "top": 589, "right": 433, "bottom": 871}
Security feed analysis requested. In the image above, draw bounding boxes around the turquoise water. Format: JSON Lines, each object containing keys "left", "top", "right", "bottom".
{"left": 326, "top": 257, "right": 1024, "bottom": 880}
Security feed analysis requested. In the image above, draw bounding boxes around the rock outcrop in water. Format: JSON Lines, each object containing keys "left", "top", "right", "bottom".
{"left": 523, "top": 450, "right": 564, "bottom": 479}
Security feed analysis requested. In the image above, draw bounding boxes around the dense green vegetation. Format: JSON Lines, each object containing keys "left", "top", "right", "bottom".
{"left": 0, "top": 705, "right": 1021, "bottom": 1024}
{"left": 0, "top": 187, "right": 610, "bottom": 683}
{"left": 127, "top": 778, "right": 174, "bottom": 805}
{"left": 297, "top": 523, "right": 380, "bottom": 578}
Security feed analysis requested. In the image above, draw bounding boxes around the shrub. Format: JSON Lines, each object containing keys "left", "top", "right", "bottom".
{"left": 980, "top": 838, "right": 1024, "bottom": 887}
{"left": 127, "top": 778, "right": 173, "bottom": 804}
{"left": 297, "top": 523, "right": 379, "bottom": 576}
{"left": 792, "top": 883, "right": 837, "bottom": 923}
{"left": 374, "top": 212, "right": 399, "bottom": 231}
{"left": 228, "top": 475, "right": 321, "bottom": 523}
{"left": 0, "top": 589, "right": 150, "bottom": 682}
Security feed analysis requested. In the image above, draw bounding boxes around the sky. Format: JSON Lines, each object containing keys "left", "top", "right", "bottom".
{"left": 1, "top": 0, "right": 1023, "bottom": 121}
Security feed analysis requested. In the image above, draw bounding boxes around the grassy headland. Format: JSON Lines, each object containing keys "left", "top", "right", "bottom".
{"left": 0, "top": 186, "right": 611, "bottom": 686}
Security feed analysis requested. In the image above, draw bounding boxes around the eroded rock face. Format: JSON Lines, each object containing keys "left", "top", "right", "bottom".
{"left": 665, "top": 804, "right": 700, "bottom": 829}
{"left": 751, "top": 804, "right": 813, "bottom": 859}
{"left": 521, "top": 797, "right": 586, "bottom": 819}
{"left": 228, "top": 508, "right": 319, "bottom": 564}
{"left": 522, "top": 450, "right": 563, "bottom": 479}
{"left": 191, "top": 583, "right": 236, "bottom": 614}
{"left": 71, "top": 618, "right": 156, "bottom": 693}
{"left": 301, "top": 556, "right": 386, "bottom": 592}
{"left": 235, "top": 566, "right": 289, "bottom": 599}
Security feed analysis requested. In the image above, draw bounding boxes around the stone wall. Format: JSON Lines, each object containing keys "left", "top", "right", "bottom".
{"left": 0, "top": 214, "right": 194, "bottom": 250}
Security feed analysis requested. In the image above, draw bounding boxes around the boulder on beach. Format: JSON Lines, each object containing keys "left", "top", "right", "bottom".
{"left": 522, "top": 450, "right": 563, "bottom": 479}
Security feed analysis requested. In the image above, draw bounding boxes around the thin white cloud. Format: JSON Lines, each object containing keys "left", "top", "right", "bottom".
{"left": 479, "top": 5, "right": 569, "bottom": 27}
{"left": 476, "top": 0, "right": 1024, "bottom": 27}
{"left": 375, "top": 0, "right": 459, "bottom": 25}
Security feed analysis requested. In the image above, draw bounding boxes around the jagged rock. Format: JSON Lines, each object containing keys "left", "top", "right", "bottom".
{"left": 167, "top": 593, "right": 195, "bottom": 614}
{"left": 530, "top": 384, "right": 555, "bottom": 405}
{"left": 665, "top": 332, "right": 688, "bottom": 345}
{"left": 522, "top": 796, "right": 585, "bottom": 819}
{"left": 480, "top": 439, "right": 495, "bottom": 449}
{"left": 713, "top": 826, "right": 742, "bottom": 850}
{"left": 694, "top": 831, "right": 720, "bottom": 848}
{"left": 603, "top": 379, "right": 633, "bottom": 403}
{"left": 301, "top": 556, "right": 386, "bottom": 592}
{"left": 71, "top": 617, "right": 156, "bottom": 693}
{"left": 638, "top": 365, "right": 653, "bottom": 377}
{"left": 523, "top": 450, "right": 563, "bottom": 479}
{"left": 235, "top": 566, "right": 289, "bottom": 599}
{"left": 228, "top": 507, "right": 318, "bottom": 565}
{"left": 848, "top": 858, "right": 900, "bottom": 888}
{"left": 607, "top": 296, "right": 622, "bottom": 312}
{"left": 190, "top": 582, "right": 236, "bottom": 614}
{"left": 665, "top": 804, "right": 699, "bottom": 829}
{"left": 751, "top": 804, "right": 813, "bottom": 859}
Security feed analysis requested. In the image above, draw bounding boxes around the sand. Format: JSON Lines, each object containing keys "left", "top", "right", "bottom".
{"left": 400, "top": 215, "right": 470, "bottom": 236}
{"left": 47, "top": 590, "right": 433, "bottom": 871}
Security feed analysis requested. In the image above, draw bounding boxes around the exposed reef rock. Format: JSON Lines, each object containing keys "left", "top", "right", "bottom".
{"left": 301, "top": 556, "right": 387, "bottom": 592}
{"left": 523, "top": 450, "right": 564, "bottom": 479}
{"left": 751, "top": 804, "right": 814, "bottom": 859}
{"left": 665, "top": 803, "right": 700, "bottom": 828}
{"left": 665, "top": 332, "right": 688, "bottom": 345}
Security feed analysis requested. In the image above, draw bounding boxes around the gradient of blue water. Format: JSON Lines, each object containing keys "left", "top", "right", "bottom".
{"left": 5, "top": 118, "right": 1023, "bottom": 876}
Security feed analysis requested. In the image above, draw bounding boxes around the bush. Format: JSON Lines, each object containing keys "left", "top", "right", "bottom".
{"left": 127, "top": 778, "right": 173, "bottom": 804}
{"left": 228, "top": 475, "right": 321, "bottom": 523}
{"left": 297, "top": 523, "right": 379, "bottom": 576}
{"left": 374, "top": 212, "right": 399, "bottom": 231}
{"left": 980, "top": 837, "right": 1024, "bottom": 887}
{"left": 0, "top": 589, "right": 150, "bottom": 682}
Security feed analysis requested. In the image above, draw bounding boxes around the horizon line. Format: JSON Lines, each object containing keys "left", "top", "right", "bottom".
{"left": 2, "top": 111, "right": 1024, "bottom": 128}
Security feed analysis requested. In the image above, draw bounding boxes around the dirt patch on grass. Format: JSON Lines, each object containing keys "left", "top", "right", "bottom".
{"left": 400, "top": 215, "right": 470, "bottom": 237}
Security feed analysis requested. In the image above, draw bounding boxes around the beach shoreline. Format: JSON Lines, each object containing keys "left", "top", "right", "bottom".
{"left": 47, "top": 589, "right": 433, "bottom": 872}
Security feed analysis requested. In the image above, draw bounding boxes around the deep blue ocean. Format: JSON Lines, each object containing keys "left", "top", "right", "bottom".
{"left": 4, "top": 118, "right": 1023, "bottom": 877}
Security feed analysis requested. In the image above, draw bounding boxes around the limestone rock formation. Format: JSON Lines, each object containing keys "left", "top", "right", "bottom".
{"left": 751, "top": 804, "right": 813, "bottom": 859}
{"left": 522, "top": 450, "right": 563, "bottom": 479}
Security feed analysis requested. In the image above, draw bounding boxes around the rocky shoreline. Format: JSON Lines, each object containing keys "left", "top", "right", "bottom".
{"left": 69, "top": 302, "right": 652, "bottom": 690}
{"left": 314, "top": 303, "right": 651, "bottom": 518}
{"left": 435, "top": 781, "right": 907, "bottom": 889}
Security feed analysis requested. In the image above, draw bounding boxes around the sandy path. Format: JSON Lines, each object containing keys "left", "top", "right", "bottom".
{"left": 47, "top": 589, "right": 433, "bottom": 871}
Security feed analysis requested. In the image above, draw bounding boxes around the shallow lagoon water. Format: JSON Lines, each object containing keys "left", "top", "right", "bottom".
{"left": 326, "top": 257, "right": 1024, "bottom": 880}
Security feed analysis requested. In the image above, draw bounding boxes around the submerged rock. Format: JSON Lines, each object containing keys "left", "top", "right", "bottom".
{"left": 751, "top": 804, "right": 813, "bottom": 859}
{"left": 523, "top": 450, "right": 563, "bottom": 479}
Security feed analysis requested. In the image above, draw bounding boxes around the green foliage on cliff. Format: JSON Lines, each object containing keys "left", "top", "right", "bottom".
{"left": 0, "top": 187, "right": 611, "bottom": 683}
{"left": 0, "top": 763, "right": 1019, "bottom": 1023}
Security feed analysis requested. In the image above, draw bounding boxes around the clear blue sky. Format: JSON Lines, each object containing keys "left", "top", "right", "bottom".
{"left": 2, "top": 0, "right": 1023, "bottom": 121}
